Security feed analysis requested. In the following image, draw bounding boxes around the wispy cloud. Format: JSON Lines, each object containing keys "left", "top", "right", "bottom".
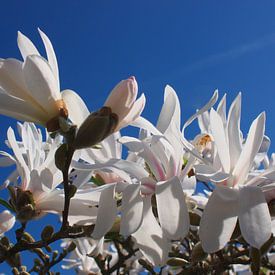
{"left": 182, "top": 32, "right": 275, "bottom": 73}
{"left": 144, "top": 32, "right": 275, "bottom": 85}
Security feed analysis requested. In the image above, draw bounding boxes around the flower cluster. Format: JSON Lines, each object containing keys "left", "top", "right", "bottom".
{"left": 0, "top": 30, "right": 274, "bottom": 274}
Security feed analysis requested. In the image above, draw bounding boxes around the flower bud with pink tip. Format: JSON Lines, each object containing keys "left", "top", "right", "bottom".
{"left": 104, "top": 76, "right": 145, "bottom": 131}
{"left": 73, "top": 77, "right": 145, "bottom": 149}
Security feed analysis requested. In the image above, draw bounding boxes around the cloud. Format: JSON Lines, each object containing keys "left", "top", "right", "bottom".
{"left": 182, "top": 32, "right": 275, "bottom": 73}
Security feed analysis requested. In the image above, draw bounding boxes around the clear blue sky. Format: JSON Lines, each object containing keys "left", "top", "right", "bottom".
{"left": 1, "top": 1, "right": 275, "bottom": 273}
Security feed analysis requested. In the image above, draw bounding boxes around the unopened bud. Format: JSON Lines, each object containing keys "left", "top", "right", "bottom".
{"left": 52, "top": 250, "right": 59, "bottom": 259}
{"left": 11, "top": 267, "right": 19, "bottom": 275}
{"left": 41, "top": 225, "right": 54, "bottom": 242}
{"left": 73, "top": 107, "right": 118, "bottom": 150}
{"left": 191, "top": 242, "right": 208, "bottom": 263}
{"left": 22, "top": 232, "right": 35, "bottom": 243}
{"left": 34, "top": 258, "right": 42, "bottom": 266}
{"left": 167, "top": 257, "right": 189, "bottom": 267}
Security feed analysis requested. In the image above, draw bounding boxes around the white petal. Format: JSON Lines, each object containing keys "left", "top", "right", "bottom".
{"left": 157, "top": 85, "right": 180, "bottom": 133}
{"left": 61, "top": 89, "right": 89, "bottom": 127}
{"left": 132, "top": 196, "right": 169, "bottom": 266}
{"left": 199, "top": 186, "right": 239, "bottom": 253}
{"left": 0, "top": 151, "right": 15, "bottom": 167}
{"left": 156, "top": 177, "right": 189, "bottom": 239}
{"left": 38, "top": 28, "right": 60, "bottom": 90}
{"left": 130, "top": 116, "right": 162, "bottom": 136}
{"left": 182, "top": 90, "right": 218, "bottom": 158}
{"left": 197, "top": 112, "right": 210, "bottom": 134}
{"left": 0, "top": 210, "right": 15, "bottom": 235}
{"left": 92, "top": 184, "right": 117, "bottom": 239}
{"left": 210, "top": 109, "right": 230, "bottom": 173}
{"left": 17, "top": 31, "right": 40, "bottom": 60}
{"left": 238, "top": 186, "right": 271, "bottom": 248}
{"left": 7, "top": 127, "right": 30, "bottom": 188}
{"left": 227, "top": 93, "right": 242, "bottom": 169}
{"left": 119, "top": 136, "right": 144, "bottom": 152}
{"left": 120, "top": 184, "right": 143, "bottom": 236}
{"left": 216, "top": 94, "right": 227, "bottom": 126}
{"left": 23, "top": 55, "right": 60, "bottom": 114}
{"left": 194, "top": 164, "right": 229, "bottom": 183}
{"left": 0, "top": 58, "right": 32, "bottom": 101}
{"left": 72, "top": 158, "right": 148, "bottom": 180}
{"left": 0, "top": 92, "right": 46, "bottom": 123}
{"left": 116, "top": 93, "right": 146, "bottom": 130}
{"left": 233, "top": 112, "right": 265, "bottom": 185}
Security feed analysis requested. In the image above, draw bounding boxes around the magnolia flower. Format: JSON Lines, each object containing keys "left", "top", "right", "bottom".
{"left": 0, "top": 29, "right": 70, "bottom": 131}
{"left": 0, "top": 122, "right": 101, "bottom": 224}
{"left": 0, "top": 210, "right": 15, "bottom": 235}
{"left": 61, "top": 238, "right": 105, "bottom": 274}
{"left": 61, "top": 76, "right": 146, "bottom": 149}
{"left": 195, "top": 102, "right": 274, "bottom": 252}
{"left": 76, "top": 87, "right": 199, "bottom": 266}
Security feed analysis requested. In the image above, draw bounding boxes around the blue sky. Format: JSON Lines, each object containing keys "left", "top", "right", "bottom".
{"left": 1, "top": 1, "right": 275, "bottom": 273}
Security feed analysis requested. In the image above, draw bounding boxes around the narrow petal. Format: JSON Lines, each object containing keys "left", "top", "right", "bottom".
{"left": 227, "top": 93, "right": 242, "bottom": 169}
{"left": 120, "top": 184, "right": 143, "bottom": 236}
{"left": 157, "top": 85, "right": 180, "bottom": 133}
{"left": 156, "top": 177, "right": 189, "bottom": 239}
{"left": 17, "top": 31, "right": 40, "bottom": 60}
{"left": 92, "top": 184, "right": 117, "bottom": 239}
{"left": 38, "top": 28, "right": 60, "bottom": 90}
{"left": 130, "top": 116, "right": 162, "bottom": 136}
{"left": 216, "top": 94, "right": 227, "bottom": 126}
{"left": 23, "top": 55, "right": 60, "bottom": 114}
{"left": 132, "top": 196, "right": 169, "bottom": 266}
{"left": 210, "top": 109, "right": 230, "bottom": 173}
{"left": 199, "top": 186, "right": 239, "bottom": 253}
{"left": 7, "top": 127, "right": 30, "bottom": 188}
{"left": 61, "top": 89, "right": 89, "bottom": 127}
{"left": 233, "top": 112, "right": 265, "bottom": 185}
{"left": 239, "top": 186, "right": 271, "bottom": 248}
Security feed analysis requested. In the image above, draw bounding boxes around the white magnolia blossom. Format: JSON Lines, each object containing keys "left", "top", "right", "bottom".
{"left": 0, "top": 122, "right": 102, "bottom": 224}
{"left": 61, "top": 238, "right": 107, "bottom": 274}
{"left": 72, "top": 86, "right": 209, "bottom": 266}
{"left": 1, "top": 29, "right": 275, "bottom": 273}
{"left": 193, "top": 95, "right": 275, "bottom": 253}
{"left": 0, "top": 30, "right": 73, "bottom": 129}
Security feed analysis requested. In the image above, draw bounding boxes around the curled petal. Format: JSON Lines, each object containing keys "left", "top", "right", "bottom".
{"left": 199, "top": 186, "right": 239, "bottom": 253}
{"left": 239, "top": 186, "right": 271, "bottom": 249}
{"left": 92, "top": 184, "right": 117, "bottom": 239}
{"left": 120, "top": 184, "right": 143, "bottom": 236}
{"left": 132, "top": 196, "right": 169, "bottom": 266}
{"left": 156, "top": 177, "right": 189, "bottom": 239}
